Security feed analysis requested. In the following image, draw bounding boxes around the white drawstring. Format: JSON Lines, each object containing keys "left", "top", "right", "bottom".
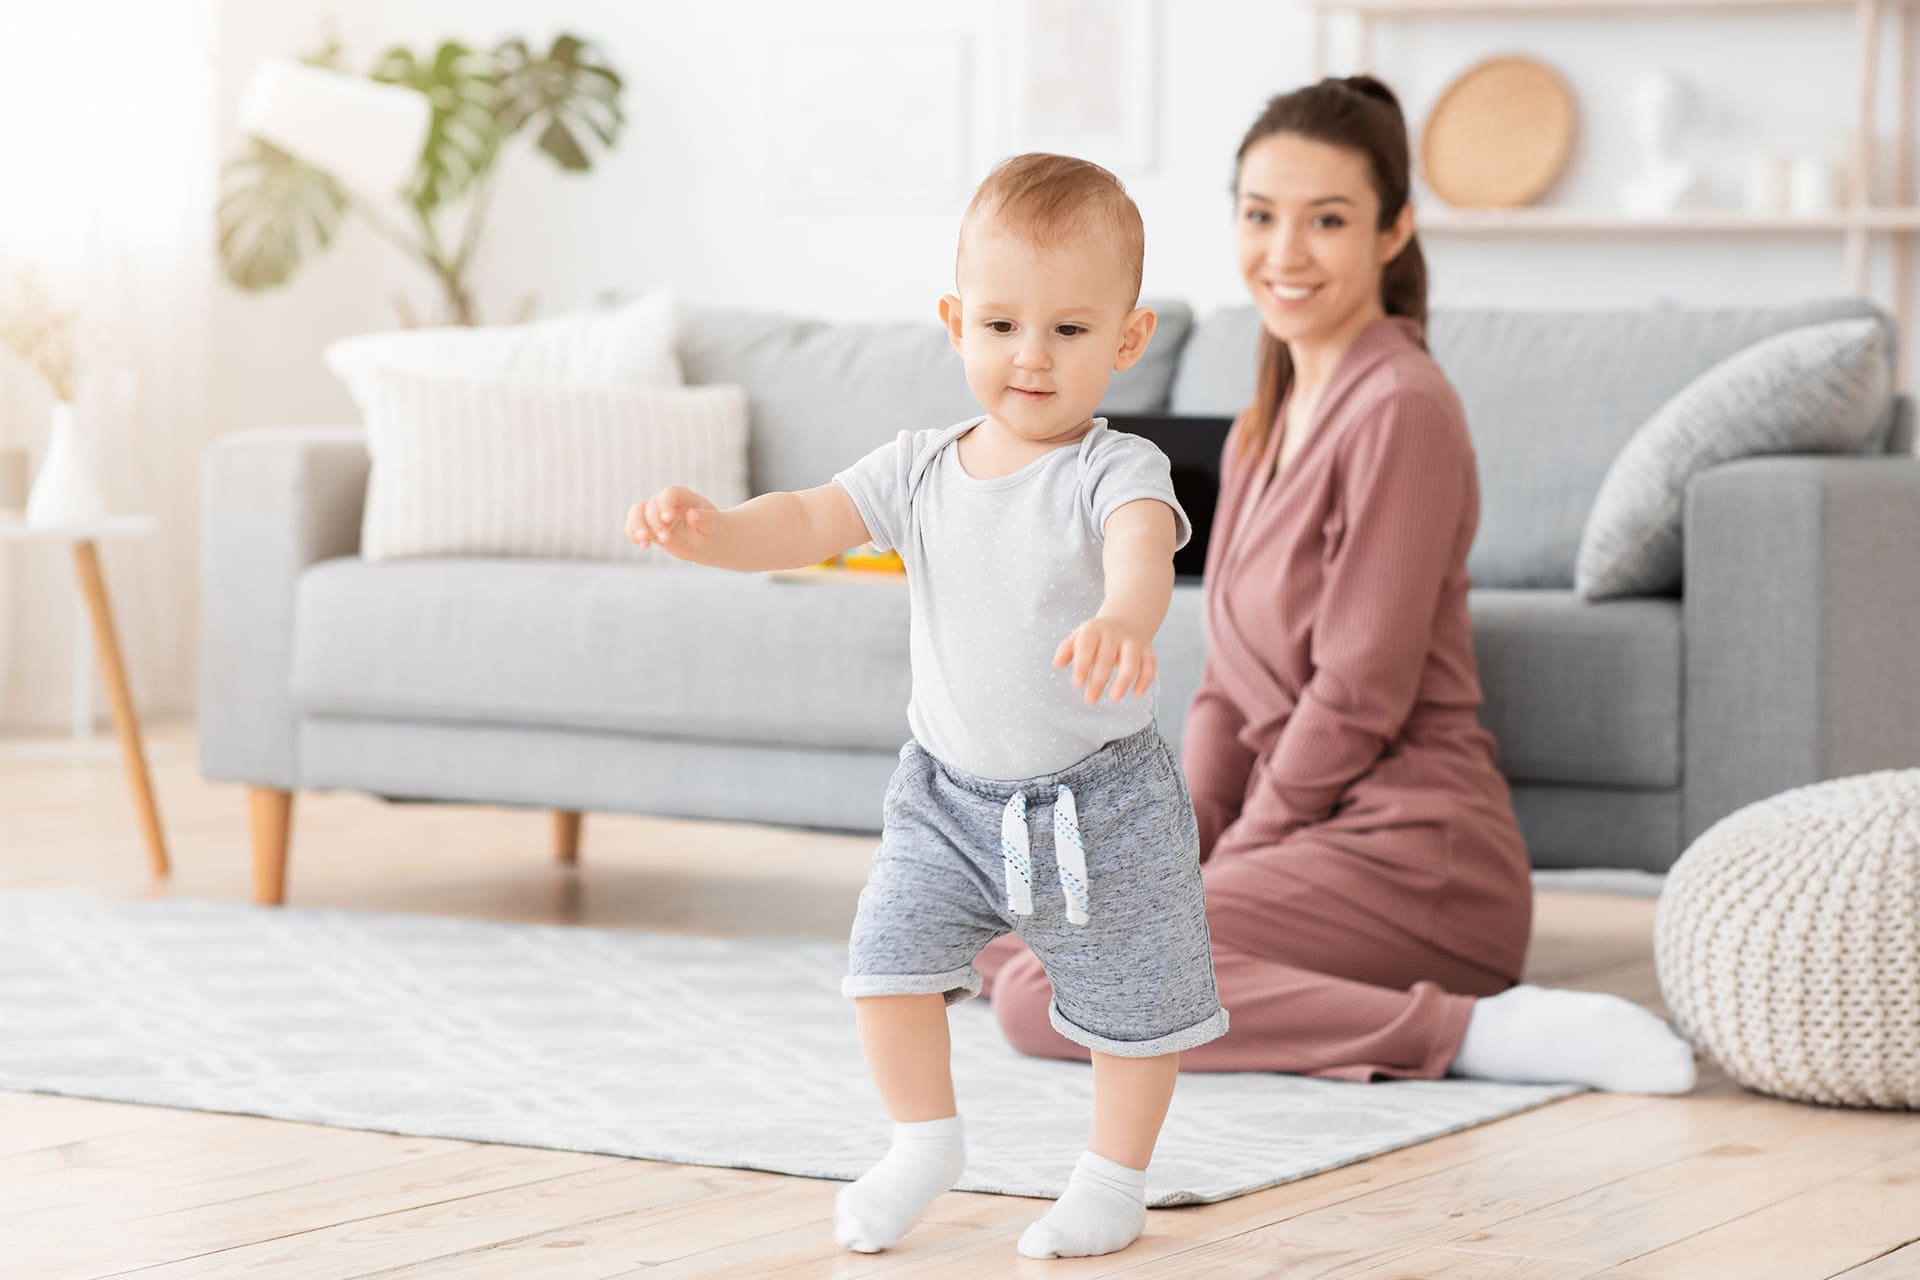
{"left": 1053, "top": 785, "right": 1088, "bottom": 925}
{"left": 1001, "top": 791, "right": 1034, "bottom": 917}
{"left": 1000, "top": 785, "right": 1088, "bottom": 925}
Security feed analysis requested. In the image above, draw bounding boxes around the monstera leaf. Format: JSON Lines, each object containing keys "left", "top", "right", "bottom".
{"left": 371, "top": 40, "right": 504, "bottom": 218}
{"left": 493, "top": 35, "right": 623, "bottom": 172}
{"left": 216, "top": 31, "right": 625, "bottom": 323}
{"left": 215, "top": 138, "right": 348, "bottom": 290}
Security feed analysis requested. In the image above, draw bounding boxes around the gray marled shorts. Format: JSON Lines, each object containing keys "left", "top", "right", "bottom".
{"left": 842, "top": 723, "right": 1228, "bottom": 1058}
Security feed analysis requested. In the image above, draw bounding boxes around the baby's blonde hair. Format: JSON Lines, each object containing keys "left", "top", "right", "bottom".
{"left": 957, "top": 153, "right": 1145, "bottom": 305}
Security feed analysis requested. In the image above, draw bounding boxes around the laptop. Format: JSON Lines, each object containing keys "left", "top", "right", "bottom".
{"left": 1104, "top": 414, "right": 1235, "bottom": 581}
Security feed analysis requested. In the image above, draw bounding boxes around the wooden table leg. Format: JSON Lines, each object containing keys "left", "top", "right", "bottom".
{"left": 71, "top": 540, "right": 169, "bottom": 878}
{"left": 553, "top": 810, "right": 582, "bottom": 864}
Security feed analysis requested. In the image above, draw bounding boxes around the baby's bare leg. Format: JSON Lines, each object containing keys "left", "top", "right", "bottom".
{"left": 835, "top": 994, "right": 968, "bottom": 1253}
{"left": 1019, "top": 1050, "right": 1178, "bottom": 1260}
{"left": 1090, "top": 1050, "right": 1179, "bottom": 1167}
{"left": 855, "top": 994, "right": 956, "bottom": 1120}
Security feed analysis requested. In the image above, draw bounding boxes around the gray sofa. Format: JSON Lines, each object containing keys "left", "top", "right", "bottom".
{"left": 200, "top": 298, "right": 1920, "bottom": 902}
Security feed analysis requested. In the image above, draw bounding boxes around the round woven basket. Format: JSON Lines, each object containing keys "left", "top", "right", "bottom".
{"left": 1421, "top": 56, "right": 1576, "bottom": 208}
{"left": 1655, "top": 771, "right": 1920, "bottom": 1108}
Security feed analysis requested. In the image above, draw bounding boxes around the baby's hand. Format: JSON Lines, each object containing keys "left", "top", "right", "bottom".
{"left": 626, "top": 486, "right": 720, "bottom": 563}
{"left": 1054, "top": 616, "right": 1157, "bottom": 705}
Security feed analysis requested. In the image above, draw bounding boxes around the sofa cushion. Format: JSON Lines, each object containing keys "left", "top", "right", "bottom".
{"left": 350, "top": 377, "right": 749, "bottom": 565}
{"left": 1575, "top": 318, "right": 1891, "bottom": 599}
{"left": 1469, "top": 589, "right": 1680, "bottom": 788}
{"left": 1169, "top": 299, "right": 1898, "bottom": 589}
{"left": 292, "top": 559, "right": 1673, "bottom": 791}
{"left": 325, "top": 288, "right": 684, "bottom": 391}
{"left": 292, "top": 555, "right": 1210, "bottom": 758}
{"left": 291, "top": 558, "right": 915, "bottom": 751}
{"left": 677, "top": 301, "right": 1192, "bottom": 497}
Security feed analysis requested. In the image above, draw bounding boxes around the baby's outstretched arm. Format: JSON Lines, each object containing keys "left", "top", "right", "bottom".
{"left": 626, "top": 482, "right": 871, "bottom": 573}
{"left": 1054, "top": 499, "right": 1179, "bottom": 704}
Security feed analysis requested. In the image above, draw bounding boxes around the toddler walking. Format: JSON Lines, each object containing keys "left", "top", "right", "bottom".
{"left": 626, "top": 153, "right": 1226, "bottom": 1261}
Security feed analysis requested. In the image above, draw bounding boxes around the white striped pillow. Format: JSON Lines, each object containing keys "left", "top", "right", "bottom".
{"left": 356, "top": 370, "right": 750, "bottom": 563}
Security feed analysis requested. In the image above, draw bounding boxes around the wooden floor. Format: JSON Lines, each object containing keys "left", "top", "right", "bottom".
{"left": 3, "top": 723, "right": 1917, "bottom": 1279}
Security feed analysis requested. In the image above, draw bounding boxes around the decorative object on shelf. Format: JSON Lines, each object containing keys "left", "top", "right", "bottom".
{"left": 1788, "top": 153, "right": 1840, "bottom": 216}
{"left": 1746, "top": 149, "right": 1843, "bottom": 217}
{"left": 1421, "top": 55, "right": 1575, "bottom": 209}
{"left": 1742, "top": 150, "right": 1793, "bottom": 215}
{"left": 218, "top": 34, "right": 625, "bottom": 326}
{"left": 1619, "top": 70, "right": 1701, "bottom": 219}
{"left": 1320, "top": 0, "right": 1917, "bottom": 387}
{"left": 0, "top": 269, "right": 109, "bottom": 527}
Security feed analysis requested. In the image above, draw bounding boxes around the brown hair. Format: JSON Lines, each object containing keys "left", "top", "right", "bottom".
{"left": 959, "top": 152, "right": 1146, "bottom": 305}
{"left": 1233, "top": 76, "right": 1428, "bottom": 463}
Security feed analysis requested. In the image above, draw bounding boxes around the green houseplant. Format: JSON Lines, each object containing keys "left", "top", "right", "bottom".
{"left": 217, "top": 34, "right": 624, "bottom": 326}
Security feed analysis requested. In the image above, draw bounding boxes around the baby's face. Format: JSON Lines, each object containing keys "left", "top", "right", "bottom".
{"left": 943, "top": 227, "right": 1151, "bottom": 444}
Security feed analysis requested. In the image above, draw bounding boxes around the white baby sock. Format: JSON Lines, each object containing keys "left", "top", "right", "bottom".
{"left": 1447, "top": 983, "right": 1697, "bottom": 1094}
{"left": 1017, "top": 1149, "right": 1149, "bottom": 1260}
{"left": 834, "top": 1114, "right": 967, "bottom": 1253}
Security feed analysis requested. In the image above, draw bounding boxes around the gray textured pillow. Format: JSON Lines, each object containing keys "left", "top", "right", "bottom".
{"left": 1575, "top": 318, "right": 1891, "bottom": 600}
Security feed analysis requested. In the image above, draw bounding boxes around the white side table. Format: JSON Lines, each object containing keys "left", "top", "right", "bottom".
{"left": 0, "top": 513, "right": 169, "bottom": 877}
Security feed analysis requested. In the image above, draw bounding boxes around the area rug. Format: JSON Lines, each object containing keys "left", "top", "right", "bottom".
{"left": 0, "top": 896, "right": 1582, "bottom": 1206}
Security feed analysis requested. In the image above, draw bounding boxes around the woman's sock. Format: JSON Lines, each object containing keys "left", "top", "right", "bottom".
{"left": 1446, "top": 984, "right": 1697, "bottom": 1094}
{"left": 833, "top": 1114, "right": 967, "bottom": 1253}
{"left": 1017, "top": 1149, "right": 1149, "bottom": 1260}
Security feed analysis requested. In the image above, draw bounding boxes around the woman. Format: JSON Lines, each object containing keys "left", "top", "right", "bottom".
{"left": 978, "top": 77, "right": 1696, "bottom": 1094}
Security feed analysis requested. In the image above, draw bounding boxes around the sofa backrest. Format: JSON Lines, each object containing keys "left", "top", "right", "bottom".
{"left": 678, "top": 301, "right": 1193, "bottom": 498}
{"left": 1170, "top": 298, "right": 1904, "bottom": 589}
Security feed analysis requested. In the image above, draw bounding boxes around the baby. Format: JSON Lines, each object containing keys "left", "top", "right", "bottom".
{"left": 626, "top": 153, "right": 1226, "bottom": 1261}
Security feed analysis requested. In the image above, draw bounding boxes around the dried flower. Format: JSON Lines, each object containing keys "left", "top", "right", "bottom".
{"left": 0, "top": 269, "right": 88, "bottom": 403}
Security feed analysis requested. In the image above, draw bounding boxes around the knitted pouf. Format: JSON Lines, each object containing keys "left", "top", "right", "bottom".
{"left": 1655, "top": 770, "right": 1920, "bottom": 1108}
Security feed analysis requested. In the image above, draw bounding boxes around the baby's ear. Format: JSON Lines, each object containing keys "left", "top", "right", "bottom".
{"left": 937, "top": 295, "right": 965, "bottom": 352}
{"left": 1114, "top": 305, "right": 1158, "bottom": 372}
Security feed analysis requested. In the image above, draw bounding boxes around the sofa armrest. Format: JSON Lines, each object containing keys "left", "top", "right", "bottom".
{"left": 198, "top": 427, "right": 370, "bottom": 788}
{"left": 1683, "top": 454, "right": 1920, "bottom": 843}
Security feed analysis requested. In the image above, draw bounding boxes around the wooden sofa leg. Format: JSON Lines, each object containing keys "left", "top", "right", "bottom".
{"left": 249, "top": 787, "right": 293, "bottom": 905}
{"left": 554, "top": 810, "right": 582, "bottom": 865}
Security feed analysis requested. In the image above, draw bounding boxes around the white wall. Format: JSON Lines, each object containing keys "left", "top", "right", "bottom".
{"left": 7, "top": 1, "right": 1911, "bottom": 727}
{"left": 209, "top": 1, "right": 1916, "bottom": 442}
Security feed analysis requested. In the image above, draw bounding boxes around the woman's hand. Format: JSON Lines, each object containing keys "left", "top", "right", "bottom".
{"left": 626, "top": 486, "right": 721, "bottom": 563}
{"left": 1055, "top": 615, "right": 1158, "bottom": 705}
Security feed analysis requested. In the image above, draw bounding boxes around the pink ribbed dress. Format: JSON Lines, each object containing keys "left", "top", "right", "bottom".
{"left": 978, "top": 314, "right": 1534, "bottom": 1079}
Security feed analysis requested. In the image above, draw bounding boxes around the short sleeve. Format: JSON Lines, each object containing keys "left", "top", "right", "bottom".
{"left": 1084, "top": 428, "right": 1192, "bottom": 549}
{"left": 832, "top": 430, "right": 915, "bottom": 552}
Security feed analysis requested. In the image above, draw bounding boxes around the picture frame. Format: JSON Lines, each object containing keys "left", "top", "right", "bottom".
{"left": 1000, "top": 0, "right": 1158, "bottom": 172}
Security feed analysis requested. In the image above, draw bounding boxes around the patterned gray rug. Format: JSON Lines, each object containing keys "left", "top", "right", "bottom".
{"left": 0, "top": 896, "right": 1582, "bottom": 1206}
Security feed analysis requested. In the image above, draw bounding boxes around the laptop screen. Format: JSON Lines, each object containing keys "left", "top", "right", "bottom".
{"left": 1104, "top": 414, "right": 1235, "bottom": 581}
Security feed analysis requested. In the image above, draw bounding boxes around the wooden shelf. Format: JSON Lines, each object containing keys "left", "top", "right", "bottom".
{"left": 1317, "top": 0, "right": 1919, "bottom": 384}
{"left": 1419, "top": 207, "right": 1920, "bottom": 233}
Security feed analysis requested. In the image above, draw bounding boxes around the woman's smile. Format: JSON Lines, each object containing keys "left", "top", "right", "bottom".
{"left": 1265, "top": 281, "right": 1321, "bottom": 308}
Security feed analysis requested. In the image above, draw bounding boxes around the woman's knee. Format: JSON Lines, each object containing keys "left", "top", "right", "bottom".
{"left": 974, "top": 932, "right": 1027, "bottom": 999}
{"left": 989, "top": 951, "right": 1063, "bottom": 1056}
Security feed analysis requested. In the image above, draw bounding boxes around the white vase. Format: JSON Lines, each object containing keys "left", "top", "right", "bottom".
{"left": 25, "top": 401, "right": 108, "bottom": 527}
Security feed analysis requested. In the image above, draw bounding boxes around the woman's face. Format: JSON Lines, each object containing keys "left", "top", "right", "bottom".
{"left": 1234, "top": 132, "right": 1410, "bottom": 349}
